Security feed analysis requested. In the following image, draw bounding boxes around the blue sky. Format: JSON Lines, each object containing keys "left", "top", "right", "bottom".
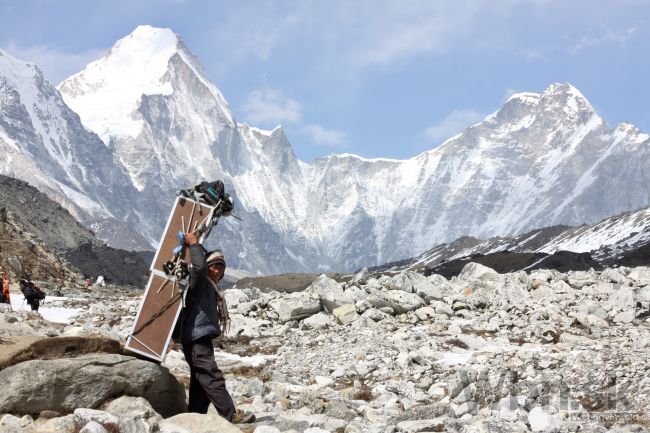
{"left": 1, "top": 0, "right": 649, "bottom": 162}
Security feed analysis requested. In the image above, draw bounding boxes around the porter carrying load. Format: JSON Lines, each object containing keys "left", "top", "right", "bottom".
{"left": 124, "top": 180, "right": 234, "bottom": 362}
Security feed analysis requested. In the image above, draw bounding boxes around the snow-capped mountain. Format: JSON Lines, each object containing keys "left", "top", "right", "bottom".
{"left": 3, "top": 25, "right": 650, "bottom": 275}
{"left": 0, "top": 49, "right": 151, "bottom": 251}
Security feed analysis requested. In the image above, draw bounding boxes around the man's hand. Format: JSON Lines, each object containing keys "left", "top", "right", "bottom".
{"left": 184, "top": 232, "right": 199, "bottom": 246}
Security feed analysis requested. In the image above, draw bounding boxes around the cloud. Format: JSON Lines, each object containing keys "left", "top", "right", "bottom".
{"left": 420, "top": 109, "right": 486, "bottom": 144}
{"left": 570, "top": 27, "right": 638, "bottom": 54}
{"left": 1, "top": 41, "right": 105, "bottom": 84}
{"left": 524, "top": 48, "right": 546, "bottom": 61}
{"left": 300, "top": 124, "right": 349, "bottom": 148}
{"left": 208, "top": 0, "right": 523, "bottom": 74}
{"left": 240, "top": 84, "right": 302, "bottom": 126}
{"left": 210, "top": 3, "right": 301, "bottom": 67}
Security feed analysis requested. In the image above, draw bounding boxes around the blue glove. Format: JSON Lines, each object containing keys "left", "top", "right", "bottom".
{"left": 172, "top": 231, "right": 185, "bottom": 256}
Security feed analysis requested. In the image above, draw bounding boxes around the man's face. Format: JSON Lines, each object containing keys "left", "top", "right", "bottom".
{"left": 208, "top": 264, "right": 225, "bottom": 282}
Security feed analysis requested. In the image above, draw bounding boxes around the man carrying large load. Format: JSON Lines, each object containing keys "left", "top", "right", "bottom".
{"left": 125, "top": 180, "right": 254, "bottom": 424}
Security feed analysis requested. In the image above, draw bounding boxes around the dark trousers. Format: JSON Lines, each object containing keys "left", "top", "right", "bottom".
{"left": 182, "top": 337, "right": 235, "bottom": 420}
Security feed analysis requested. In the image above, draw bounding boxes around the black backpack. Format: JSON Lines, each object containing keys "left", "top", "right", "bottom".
{"left": 22, "top": 283, "right": 34, "bottom": 298}
{"left": 180, "top": 180, "right": 234, "bottom": 215}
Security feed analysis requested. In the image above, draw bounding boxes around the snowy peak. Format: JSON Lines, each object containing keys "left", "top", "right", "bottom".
{"left": 58, "top": 25, "right": 234, "bottom": 142}
{"left": 0, "top": 49, "right": 42, "bottom": 88}
{"left": 503, "top": 82, "right": 595, "bottom": 118}
{"left": 59, "top": 26, "right": 180, "bottom": 97}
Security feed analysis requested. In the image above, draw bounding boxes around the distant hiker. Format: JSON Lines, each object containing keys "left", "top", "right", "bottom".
{"left": 96, "top": 275, "right": 105, "bottom": 287}
{"left": 20, "top": 279, "right": 45, "bottom": 311}
{"left": 178, "top": 231, "right": 254, "bottom": 424}
{"left": 0, "top": 271, "right": 10, "bottom": 304}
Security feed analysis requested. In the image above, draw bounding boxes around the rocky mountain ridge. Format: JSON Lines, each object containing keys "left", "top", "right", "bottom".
{"left": 369, "top": 205, "right": 650, "bottom": 277}
{"left": 0, "top": 174, "right": 148, "bottom": 287}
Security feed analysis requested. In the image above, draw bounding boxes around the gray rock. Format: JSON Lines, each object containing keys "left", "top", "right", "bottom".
{"left": 607, "top": 287, "right": 636, "bottom": 314}
{"left": 613, "top": 310, "right": 635, "bottom": 324}
{"left": 566, "top": 271, "right": 597, "bottom": 289}
{"left": 0, "top": 354, "right": 185, "bottom": 417}
{"left": 74, "top": 409, "right": 119, "bottom": 432}
{"left": 461, "top": 419, "right": 530, "bottom": 432}
{"left": 40, "top": 414, "right": 78, "bottom": 433}
{"left": 224, "top": 288, "right": 250, "bottom": 306}
{"left": 349, "top": 267, "right": 369, "bottom": 286}
{"left": 303, "top": 312, "right": 334, "bottom": 328}
{"left": 79, "top": 421, "right": 110, "bottom": 433}
{"left": 627, "top": 267, "right": 650, "bottom": 286}
{"left": 101, "top": 396, "right": 162, "bottom": 431}
{"left": 253, "top": 427, "right": 281, "bottom": 433}
{"left": 452, "top": 401, "right": 480, "bottom": 417}
{"left": 308, "top": 275, "right": 363, "bottom": 312}
{"left": 367, "top": 289, "right": 425, "bottom": 315}
{"left": 396, "top": 418, "right": 445, "bottom": 433}
{"left": 527, "top": 406, "right": 562, "bottom": 432}
{"left": 448, "top": 371, "right": 474, "bottom": 399}
{"left": 458, "top": 263, "right": 501, "bottom": 284}
{"left": 268, "top": 293, "right": 321, "bottom": 322}
{"left": 158, "top": 413, "right": 241, "bottom": 433}
{"left": 333, "top": 304, "right": 359, "bottom": 325}
{"left": 7, "top": 254, "right": 24, "bottom": 274}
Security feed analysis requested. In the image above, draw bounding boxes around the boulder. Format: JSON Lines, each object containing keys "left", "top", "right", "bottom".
{"left": 158, "top": 413, "right": 242, "bottom": 433}
{"left": 0, "top": 336, "right": 121, "bottom": 370}
{"left": 333, "top": 304, "right": 359, "bottom": 325}
{"left": 101, "top": 395, "right": 163, "bottom": 431}
{"left": 0, "top": 354, "right": 186, "bottom": 417}
{"left": 627, "top": 267, "right": 650, "bottom": 286}
{"left": 406, "top": 272, "right": 445, "bottom": 302}
{"left": 79, "top": 420, "right": 110, "bottom": 433}
{"left": 462, "top": 419, "right": 530, "bottom": 432}
{"left": 607, "top": 287, "right": 636, "bottom": 314}
{"left": 612, "top": 310, "right": 635, "bottom": 324}
{"left": 348, "top": 267, "right": 369, "bottom": 286}
{"left": 224, "top": 289, "right": 250, "bottom": 306}
{"left": 458, "top": 263, "right": 501, "bottom": 284}
{"left": 566, "top": 271, "right": 597, "bottom": 289}
{"left": 268, "top": 293, "right": 321, "bottom": 323}
{"left": 303, "top": 312, "right": 334, "bottom": 328}
{"left": 527, "top": 406, "right": 562, "bottom": 432}
{"left": 396, "top": 419, "right": 446, "bottom": 433}
{"left": 367, "top": 289, "right": 425, "bottom": 315}
{"left": 308, "top": 275, "right": 364, "bottom": 312}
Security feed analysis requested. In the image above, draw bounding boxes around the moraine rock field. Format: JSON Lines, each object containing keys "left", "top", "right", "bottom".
{"left": 1, "top": 263, "right": 650, "bottom": 433}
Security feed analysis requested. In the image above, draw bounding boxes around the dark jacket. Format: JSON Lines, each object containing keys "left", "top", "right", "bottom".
{"left": 180, "top": 244, "right": 221, "bottom": 343}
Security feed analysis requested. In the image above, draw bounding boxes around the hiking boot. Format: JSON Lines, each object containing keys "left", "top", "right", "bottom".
{"left": 231, "top": 409, "right": 256, "bottom": 424}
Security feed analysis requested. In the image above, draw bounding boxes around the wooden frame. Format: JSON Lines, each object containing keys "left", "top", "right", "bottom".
{"left": 125, "top": 196, "right": 216, "bottom": 362}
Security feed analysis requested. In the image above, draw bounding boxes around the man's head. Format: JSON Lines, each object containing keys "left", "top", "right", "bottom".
{"left": 206, "top": 250, "right": 226, "bottom": 282}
